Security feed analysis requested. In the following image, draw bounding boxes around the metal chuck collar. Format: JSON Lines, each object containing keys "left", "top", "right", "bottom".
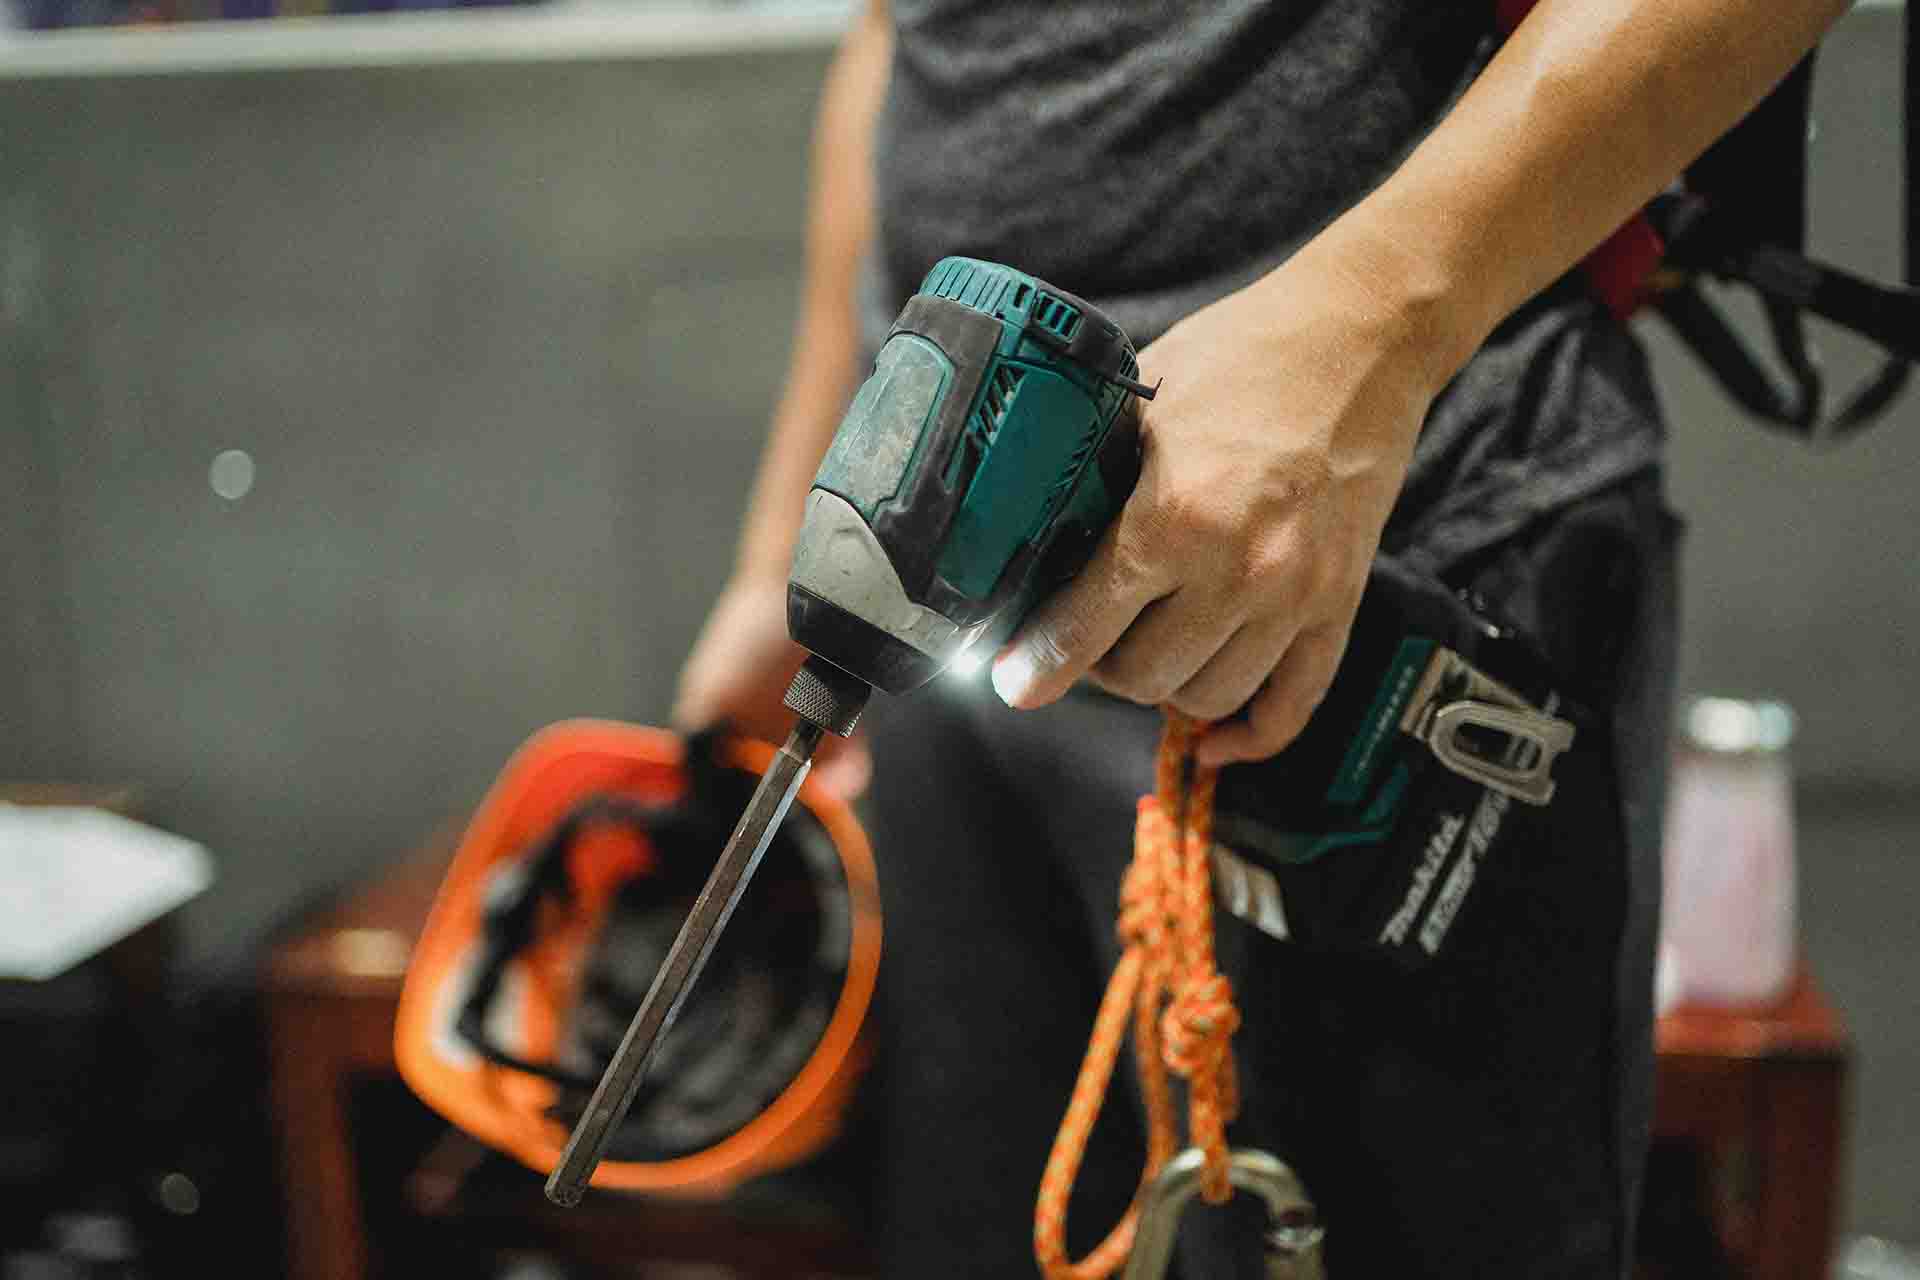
{"left": 784, "top": 655, "right": 872, "bottom": 740}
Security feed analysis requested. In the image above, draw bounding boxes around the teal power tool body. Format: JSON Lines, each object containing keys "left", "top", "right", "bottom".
{"left": 547, "top": 257, "right": 1152, "bottom": 1204}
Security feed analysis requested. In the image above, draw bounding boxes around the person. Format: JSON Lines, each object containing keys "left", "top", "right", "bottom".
{"left": 673, "top": 1, "right": 1846, "bottom": 1274}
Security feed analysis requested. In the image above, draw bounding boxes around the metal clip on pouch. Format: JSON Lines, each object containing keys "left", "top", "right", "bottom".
{"left": 1400, "top": 647, "right": 1575, "bottom": 808}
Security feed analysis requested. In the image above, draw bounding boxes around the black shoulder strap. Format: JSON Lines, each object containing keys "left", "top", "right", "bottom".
{"left": 1648, "top": 7, "right": 1917, "bottom": 443}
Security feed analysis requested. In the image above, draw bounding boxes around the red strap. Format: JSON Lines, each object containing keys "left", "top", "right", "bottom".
{"left": 1494, "top": 0, "right": 1534, "bottom": 33}
{"left": 1583, "top": 213, "right": 1666, "bottom": 319}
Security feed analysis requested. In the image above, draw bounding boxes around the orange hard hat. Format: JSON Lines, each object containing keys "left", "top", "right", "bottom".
{"left": 394, "top": 720, "right": 879, "bottom": 1198}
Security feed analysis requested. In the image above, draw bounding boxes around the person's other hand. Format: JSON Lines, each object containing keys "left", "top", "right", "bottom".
{"left": 989, "top": 246, "right": 1442, "bottom": 767}
{"left": 673, "top": 573, "right": 872, "bottom": 797}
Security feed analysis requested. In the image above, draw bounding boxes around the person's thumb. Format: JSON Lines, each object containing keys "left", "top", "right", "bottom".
{"left": 989, "top": 527, "right": 1155, "bottom": 710}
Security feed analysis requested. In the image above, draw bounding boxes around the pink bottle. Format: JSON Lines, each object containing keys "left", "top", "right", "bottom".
{"left": 1658, "top": 697, "right": 1799, "bottom": 1010}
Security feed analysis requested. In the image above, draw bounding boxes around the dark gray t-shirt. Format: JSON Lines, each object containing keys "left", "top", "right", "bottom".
{"left": 862, "top": 0, "right": 1664, "bottom": 573}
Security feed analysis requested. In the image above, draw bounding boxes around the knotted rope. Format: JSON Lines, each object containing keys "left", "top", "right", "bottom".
{"left": 1033, "top": 712, "right": 1242, "bottom": 1280}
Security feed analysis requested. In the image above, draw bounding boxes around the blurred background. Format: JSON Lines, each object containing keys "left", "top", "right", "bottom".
{"left": 1, "top": 1, "right": 1915, "bottom": 1276}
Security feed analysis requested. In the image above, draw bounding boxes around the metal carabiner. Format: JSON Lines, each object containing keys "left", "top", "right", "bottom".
{"left": 1123, "top": 1148, "right": 1326, "bottom": 1280}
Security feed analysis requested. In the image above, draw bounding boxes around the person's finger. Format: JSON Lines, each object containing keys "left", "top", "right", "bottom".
{"left": 670, "top": 645, "right": 722, "bottom": 729}
{"left": 811, "top": 731, "right": 873, "bottom": 800}
{"left": 673, "top": 656, "right": 797, "bottom": 738}
{"left": 990, "top": 518, "right": 1166, "bottom": 709}
{"left": 1087, "top": 592, "right": 1237, "bottom": 708}
{"left": 1165, "top": 619, "right": 1295, "bottom": 722}
{"left": 670, "top": 666, "right": 732, "bottom": 733}
{"left": 1194, "top": 623, "right": 1349, "bottom": 766}
{"left": 671, "top": 684, "right": 727, "bottom": 735}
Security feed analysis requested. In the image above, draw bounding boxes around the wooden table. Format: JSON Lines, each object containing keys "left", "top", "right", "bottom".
{"left": 1653, "top": 974, "right": 1852, "bottom": 1280}
{"left": 264, "top": 834, "right": 1852, "bottom": 1280}
{"left": 262, "top": 836, "right": 454, "bottom": 1280}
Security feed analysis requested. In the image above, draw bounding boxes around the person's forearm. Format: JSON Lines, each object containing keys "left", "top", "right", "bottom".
{"left": 1277, "top": 0, "right": 1850, "bottom": 395}
{"left": 734, "top": 0, "right": 891, "bottom": 585}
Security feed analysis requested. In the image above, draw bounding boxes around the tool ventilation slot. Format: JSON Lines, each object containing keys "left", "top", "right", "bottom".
{"left": 945, "top": 364, "right": 1024, "bottom": 488}
{"left": 1042, "top": 417, "right": 1102, "bottom": 513}
{"left": 984, "top": 363, "right": 1021, "bottom": 424}
{"left": 925, "top": 258, "right": 1023, "bottom": 318}
{"left": 1033, "top": 293, "right": 1083, "bottom": 341}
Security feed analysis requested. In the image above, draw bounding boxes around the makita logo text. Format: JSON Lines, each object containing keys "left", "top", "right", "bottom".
{"left": 1420, "top": 788, "right": 1510, "bottom": 954}
{"left": 1379, "top": 812, "right": 1463, "bottom": 945}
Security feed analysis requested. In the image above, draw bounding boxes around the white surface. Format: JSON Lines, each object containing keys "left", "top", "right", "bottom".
{"left": 0, "top": 3, "right": 847, "bottom": 77}
{"left": 0, "top": 804, "right": 214, "bottom": 979}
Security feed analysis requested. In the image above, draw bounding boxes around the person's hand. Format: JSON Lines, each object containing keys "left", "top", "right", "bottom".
{"left": 989, "top": 244, "right": 1446, "bottom": 767}
{"left": 673, "top": 573, "right": 872, "bottom": 797}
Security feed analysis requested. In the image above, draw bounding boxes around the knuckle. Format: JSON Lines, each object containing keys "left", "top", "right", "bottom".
{"left": 1096, "top": 657, "right": 1173, "bottom": 707}
{"left": 1197, "top": 498, "right": 1252, "bottom": 552}
{"left": 1147, "top": 480, "right": 1238, "bottom": 555}
{"left": 1173, "top": 660, "right": 1269, "bottom": 723}
{"left": 1096, "top": 676, "right": 1159, "bottom": 709}
{"left": 1114, "top": 508, "right": 1172, "bottom": 582}
{"left": 1242, "top": 523, "right": 1310, "bottom": 595}
{"left": 1027, "top": 614, "right": 1076, "bottom": 671}
{"left": 1140, "top": 675, "right": 1183, "bottom": 706}
{"left": 1113, "top": 541, "right": 1159, "bottom": 595}
{"left": 1173, "top": 685, "right": 1242, "bottom": 722}
{"left": 1239, "top": 540, "right": 1290, "bottom": 596}
{"left": 1156, "top": 485, "right": 1211, "bottom": 534}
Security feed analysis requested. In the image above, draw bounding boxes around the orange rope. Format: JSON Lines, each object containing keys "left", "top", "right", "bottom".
{"left": 1033, "top": 712, "right": 1242, "bottom": 1280}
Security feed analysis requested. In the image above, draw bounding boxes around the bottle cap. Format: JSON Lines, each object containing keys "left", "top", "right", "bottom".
{"left": 1681, "top": 696, "right": 1797, "bottom": 755}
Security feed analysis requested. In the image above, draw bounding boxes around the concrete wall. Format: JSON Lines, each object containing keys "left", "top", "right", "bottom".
{"left": 1, "top": 19, "right": 833, "bottom": 975}
{"left": 1662, "top": 4, "right": 1920, "bottom": 793}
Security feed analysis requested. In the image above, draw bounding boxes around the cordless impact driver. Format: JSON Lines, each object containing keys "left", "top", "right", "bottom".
{"left": 547, "top": 256, "right": 1154, "bottom": 1204}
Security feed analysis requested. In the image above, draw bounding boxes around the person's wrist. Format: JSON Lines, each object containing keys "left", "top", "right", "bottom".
{"left": 726, "top": 559, "right": 792, "bottom": 597}
{"left": 1275, "top": 204, "right": 1499, "bottom": 403}
{"left": 733, "top": 512, "right": 802, "bottom": 589}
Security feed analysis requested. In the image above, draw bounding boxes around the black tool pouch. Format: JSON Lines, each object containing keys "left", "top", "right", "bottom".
{"left": 1210, "top": 556, "right": 1592, "bottom": 970}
